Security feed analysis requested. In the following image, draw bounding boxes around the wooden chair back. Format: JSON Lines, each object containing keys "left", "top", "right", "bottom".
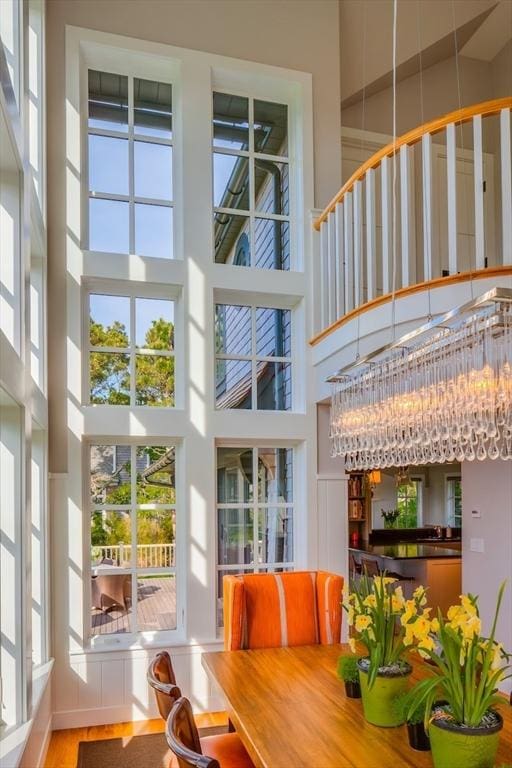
{"left": 166, "top": 697, "right": 219, "bottom": 768}
{"left": 361, "top": 557, "right": 380, "bottom": 577}
{"left": 147, "top": 651, "right": 182, "bottom": 721}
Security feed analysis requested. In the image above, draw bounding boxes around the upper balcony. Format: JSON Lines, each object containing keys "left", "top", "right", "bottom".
{"left": 311, "top": 97, "right": 512, "bottom": 399}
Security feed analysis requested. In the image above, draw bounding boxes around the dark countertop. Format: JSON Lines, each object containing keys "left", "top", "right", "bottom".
{"left": 349, "top": 542, "right": 462, "bottom": 560}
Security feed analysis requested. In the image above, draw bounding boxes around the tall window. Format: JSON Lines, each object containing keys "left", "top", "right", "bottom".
{"left": 31, "top": 426, "right": 48, "bottom": 666}
{"left": 446, "top": 476, "right": 462, "bottom": 527}
{"left": 396, "top": 478, "right": 422, "bottom": 528}
{"left": 215, "top": 303, "right": 292, "bottom": 410}
{"left": 87, "top": 71, "right": 174, "bottom": 258}
{"left": 216, "top": 446, "right": 294, "bottom": 625}
{"left": 89, "top": 444, "right": 177, "bottom": 638}
{"left": 0, "top": 0, "right": 20, "bottom": 107}
{"left": 213, "top": 93, "right": 290, "bottom": 269}
{"left": 88, "top": 291, "right": 175, "bottom": 406}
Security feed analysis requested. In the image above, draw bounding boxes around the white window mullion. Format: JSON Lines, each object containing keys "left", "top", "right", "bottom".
{"left": 131, "top": 445, "right": 137, "bottom": 633}
{"left": 128, "top": 75, "right": 135, "bottom": 255}
{"left": 130, "top": 296, "right": 136, "bottom": 405}
{"left": 253, "top": 447, "right": 259, "bottom": 572}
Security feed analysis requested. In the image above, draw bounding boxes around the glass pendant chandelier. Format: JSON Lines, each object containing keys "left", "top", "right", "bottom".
{"left": 330, "top": 288, "right": 512, "bottom": 470}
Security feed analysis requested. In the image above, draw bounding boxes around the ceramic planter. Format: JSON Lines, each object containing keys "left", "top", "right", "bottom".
{"left": 406, "top": 722, "right": 430, "bottom": 751}
{"left": 357, "top": 659, "right": 412, "bottom": 727}
{"left": 429, "top": 711, "right": 503, "bottom": 768}
{"left": 344, "top": 680, "right": 361, "bottom": 699}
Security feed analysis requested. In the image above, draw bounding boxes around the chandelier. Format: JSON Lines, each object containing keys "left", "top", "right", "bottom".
{"left": 329, "top": 288, "right": 512, "bottom": 470}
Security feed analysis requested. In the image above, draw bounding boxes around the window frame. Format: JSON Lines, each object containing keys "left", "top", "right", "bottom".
{"left": 215, "top": 442, "right": 296, "bottom": 627}
{"left": 86, "top": 439, "right": 183, "bottom": 647}
{"left": 82, "top": 57, "right": 178, "bottom": 260}
{"left": 212, "top": 88, "right": 293, "bottom": 271}
{"left": 445, "top": 474, "right": 462, "bottom": 528}
{"left": 396, "top": 475, "right": 423, "bottom": 528}
{"left": 83, "top": 279, "right": 182, "bottom": 408}
{"left": 214, "top": 300, "right": 293, "bottom": 412}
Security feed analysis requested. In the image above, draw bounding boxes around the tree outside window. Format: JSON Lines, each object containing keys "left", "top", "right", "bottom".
{"left": 396, "top": 479, "right": 422, "bottom": 528}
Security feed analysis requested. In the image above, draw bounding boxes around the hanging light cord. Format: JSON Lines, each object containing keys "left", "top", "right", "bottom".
{"left": 391, "top": 0, "right": 398, "bottom": 340}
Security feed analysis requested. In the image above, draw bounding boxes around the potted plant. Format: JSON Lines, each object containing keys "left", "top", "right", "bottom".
{"left": 344, "top": 573, "right": 432, "bottom": 727}
{"left": 394, "top": 691, "right": 431, "bottom": 751}
{"left": 406, "top": 582, "right": 511, "bottom": 768}
{"left": 381, "top": 508, "right": 400, "bottom": 529}
{"left": 337, "top": 655, "right": 361, "bottom": 698}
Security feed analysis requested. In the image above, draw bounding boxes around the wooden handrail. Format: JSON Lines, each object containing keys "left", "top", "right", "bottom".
{"left": 309, "top": 265, "right": 512, "bottom": 346}
{"left": 314, "top": 96, "right": 512, "bottom": 231}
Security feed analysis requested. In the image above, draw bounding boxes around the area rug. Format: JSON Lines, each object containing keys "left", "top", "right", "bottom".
{"left": 77, "top": 725, "right": 227, "bottom": 768}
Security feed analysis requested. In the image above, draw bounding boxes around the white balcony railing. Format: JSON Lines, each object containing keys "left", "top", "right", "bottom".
{"left": 313, "top": 97, "right": 512, "bottom": 339}
{"left": 96, "top": 543, "right": 175, "bottom": 569}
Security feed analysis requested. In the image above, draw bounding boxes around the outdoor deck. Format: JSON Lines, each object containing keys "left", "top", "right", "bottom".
{"left": 91, "top": 576, "right": 176, "bottom": 635}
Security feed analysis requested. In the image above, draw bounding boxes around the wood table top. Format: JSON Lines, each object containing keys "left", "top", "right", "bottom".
{"left": 202, "top": 644, "right": 512, "bottom": 768}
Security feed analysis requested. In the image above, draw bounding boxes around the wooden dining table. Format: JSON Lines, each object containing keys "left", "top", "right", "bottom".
{"left": 202, "top": 643, "right": 512, "bottom": 768}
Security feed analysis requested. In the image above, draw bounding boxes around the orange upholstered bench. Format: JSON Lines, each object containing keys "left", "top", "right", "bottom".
{"left": 223, "top": 570, "right": 344, "bottom": 650}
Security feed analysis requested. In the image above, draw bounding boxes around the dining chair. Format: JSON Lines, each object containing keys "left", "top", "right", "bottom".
{"left": 223, "top": 570, "right": 344, "bottom": 651}
{"left": 360, "top": 556, "right": 415, "bottom": 583}
{"left": 147, "top": 651, "right": 182, "bottom": 721}
{"left": 166, "top": 696, "right": 254, "bottom": 768}
{"left": 348, "top": 552, "right": 362, "bottom": 579}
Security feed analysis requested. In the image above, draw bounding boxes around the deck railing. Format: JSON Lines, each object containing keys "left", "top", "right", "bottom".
{"left": 96, "top": 543, "right": 175, "bottom": 568}
{"left": 313, "top": 97, "right": 512, "bottom": 340}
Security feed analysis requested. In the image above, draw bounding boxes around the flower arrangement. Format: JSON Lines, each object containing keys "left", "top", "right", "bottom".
{"left": 407, "top": 581, "right": 511, "bottom": 730}
{"left": 345, "top": 573, "right": 433, "bottom": 687}
{"left": 381, "top": 508, "right": 400, "bottom": 528}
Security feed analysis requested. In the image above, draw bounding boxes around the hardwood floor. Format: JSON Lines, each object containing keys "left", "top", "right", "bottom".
{"left": 44, "top": 712, "right": 228, "bottom": 768}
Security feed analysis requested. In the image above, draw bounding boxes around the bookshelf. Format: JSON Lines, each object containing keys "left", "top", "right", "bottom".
{"left": 348, "top": 471, "right": 370, "bottom": 544}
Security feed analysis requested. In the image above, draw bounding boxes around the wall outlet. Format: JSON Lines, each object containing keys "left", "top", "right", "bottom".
{"left": 471, "top": 509, "right": 481, "bottom": 518}
{"left": 470, "top": 538, "right": 484, "bottom": 553}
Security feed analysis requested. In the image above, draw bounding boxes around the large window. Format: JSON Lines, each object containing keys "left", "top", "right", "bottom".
{"left": 213, "top": 93, "right": 290, "bottom": 269}
{"left": 215, "top": 303, "right": 292, "bottom": 410}
{"left": 87, "top": 71, "right": 174, "bottom": 258}
{"left": 216, "top": 446, "right": 294, "bottom": 625}
{"left": 87, "top": 290, "right": 175, "bottom": 406}
{"left": 89, "top": 443, "right": 177, "bottom": 638}
{"left": 396, "top": 478, "right": 422, "bottom": 528}
{"left": 0, "top": 0, "right": 21, "bottom": 107}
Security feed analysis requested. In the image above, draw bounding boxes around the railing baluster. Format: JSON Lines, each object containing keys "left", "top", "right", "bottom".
{"left": 353, "top": 181, "right": 362, "bottom": 307}
{"left": 473, "top": 114, "right": 485, "bottom": 269}
{"left": 422, "top": 133, "right": 433, "bottom": 282}
{"left": 344, "top": 192, "right": 354, "bottom": 312}
{"left": 501, "top": 108, "right": 512, "bottom": 265}
{"left": 446, "top": 123, "right": 458, "bottom": 275}
{"left": 400, "top": 144, "right": 416, "bottom": 287}
{"left": 365, "top": 169, "right": 376, "bottom": 301}
{"left": 327, "top": 213, "right": 336, "bottom": 324}
{"left": 320, "top": 223, "right": 328, "bottom": 329}
{"left": 381, "top": 157, "right": 391, "bottom": 294}
{"left": 335, "top": 202, "right": 345, "bottom": 317}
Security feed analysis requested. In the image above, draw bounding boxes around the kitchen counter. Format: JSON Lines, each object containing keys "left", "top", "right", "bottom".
{"left": 349, "top": 542, "right": 462, "bottom": 560}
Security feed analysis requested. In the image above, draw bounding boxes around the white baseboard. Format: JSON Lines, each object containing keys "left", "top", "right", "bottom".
{"left": 53, "top": 695, "right": 226, "bottom": 731}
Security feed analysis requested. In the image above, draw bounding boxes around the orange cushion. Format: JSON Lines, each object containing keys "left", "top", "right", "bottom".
{"left": 316, "top": 571, "right": 344, "bottom": 644}
{"left": 201, "top": 733, "right": 254, "bottom": 768}
{"left": 243, "top": 573, "right": 283, "bottom": 649}
{"left": 278, "top": 572, "right": 319, "bottom": 646}
{"left": 223, "top": 576, "right": 245, "bottom": 651}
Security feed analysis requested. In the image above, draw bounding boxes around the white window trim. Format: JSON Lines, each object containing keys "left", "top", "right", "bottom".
{"left": 86, "top": 438, "right": 185, "bottom": 649}
{"left": 445, "top": 474, "right": 462, "bottom": 528}
{"left": 64, "top": 25, "right": 314, "bottom": 654}
{"left": 82, "top": 278, "right": 181, "bottom": 408}
{"left": 212, "top": 88, "right": 293, "bottom": 271}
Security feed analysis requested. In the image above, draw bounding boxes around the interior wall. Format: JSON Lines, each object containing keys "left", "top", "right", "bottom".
{"left": 462, "top": 459, "right": 512, "bottom": 695}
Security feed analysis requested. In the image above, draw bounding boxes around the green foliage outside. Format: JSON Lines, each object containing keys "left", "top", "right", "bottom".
{"left": 396, "top": 481, "right": 418, "bottom": 528}
{"left": 90, "top": 316, "right": 174, "bottom": 406}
